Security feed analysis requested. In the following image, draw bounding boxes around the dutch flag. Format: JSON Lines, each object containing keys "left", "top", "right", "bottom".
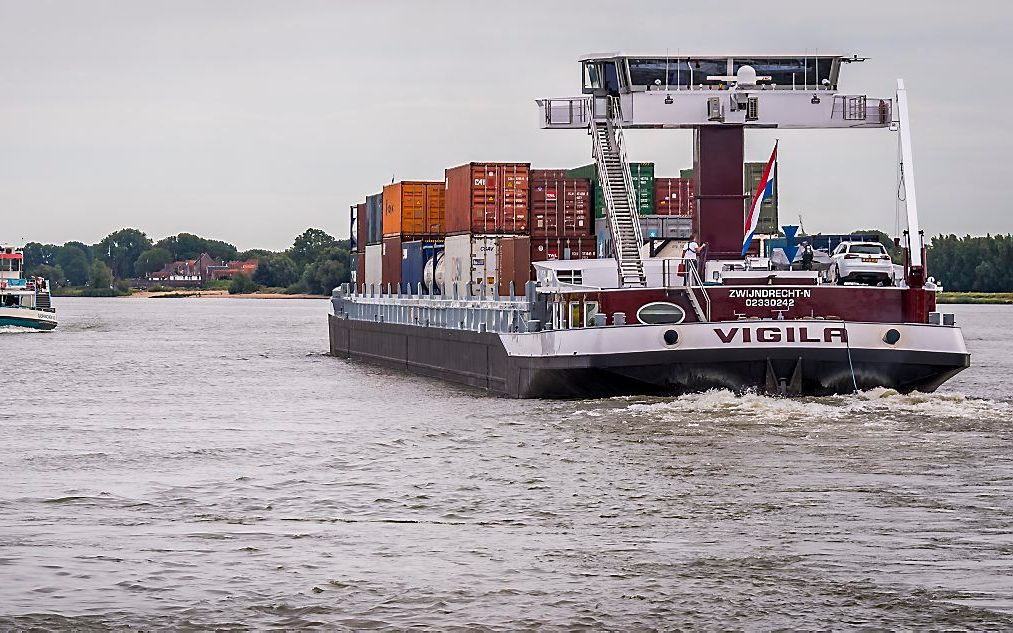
{"left": 742, "top": 141, "right": 777, "bottom": 256}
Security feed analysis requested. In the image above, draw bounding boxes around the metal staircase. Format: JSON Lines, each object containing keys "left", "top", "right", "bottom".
{"left": 591, "top": 98, "right": 646, "bottom": 288}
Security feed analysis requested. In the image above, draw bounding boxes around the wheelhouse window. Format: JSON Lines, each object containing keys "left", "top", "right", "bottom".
{"left": 629, "top": 58, "right": 727, "bottom": 89}
{"left": 731, "top": 58, "right": 836, "bottom": 89}
{"left": 583, "top": 61, "right": 621, "bottom": 96}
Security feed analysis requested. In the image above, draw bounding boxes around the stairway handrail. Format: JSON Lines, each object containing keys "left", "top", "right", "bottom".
{"left": 607, "top": 97, "right": 644, "bottom": 255}
{"left": 591, "top": 119, "right": 626, "bottom": 277}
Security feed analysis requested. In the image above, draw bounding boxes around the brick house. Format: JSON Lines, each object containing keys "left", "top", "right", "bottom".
{"left": 148, "top": 252, "right": 219, "bottom": 284}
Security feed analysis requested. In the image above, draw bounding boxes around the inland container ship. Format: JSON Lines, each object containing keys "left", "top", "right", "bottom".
{"left": 329, "top": 53, "right": 969, "bottom": 397}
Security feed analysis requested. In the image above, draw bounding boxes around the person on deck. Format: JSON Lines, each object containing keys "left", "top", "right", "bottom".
{"left": 683, "top": 234, "right": 707, "bottom": 284}
{"left": 800, "top": 240, "right": 815, "bottom": 271}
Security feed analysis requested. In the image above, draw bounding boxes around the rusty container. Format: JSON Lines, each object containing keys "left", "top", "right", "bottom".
{"left": 445, "top": 162, "right": 530, "bottom": 235}
{"left": 529, "top": 170, "right": 592, "bottom": 238}
{"left": 381, "top": 235, "right": 402, "bottom": 289}
{"left": 496, "top": 235, "right": 532, "bottom": 297}
{"left": 382, "top": 181, "right": 446, "bottom": 237}
{"left": 355, "top": 202, "right": 367, "bottom": 251}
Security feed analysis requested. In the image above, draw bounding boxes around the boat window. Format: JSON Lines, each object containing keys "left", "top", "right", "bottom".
{"left": 637, "top": 302, "right": 687, "bottom": 325}
{"left": 847, "top": 244, "right": 887, "bottom": 255}
{"left": 629, "top": 58, "right": 696, "bottom": 88}
{"left": 551, "top": 301, "right": 564, "bottom": 330}
{"left": 583, "top": 301, "right": 599, "bottom": 327}
{"left": 583, "top": 62, "right": 601, "bottom": 91}
{"left": 569, "top": 301, "right": 582, "bottom": 328}
{"left": 557, "top": 269, "right": 582, "bottom": 285}
{"left": 602, "top": 62, "right": 620, "bottom": 96}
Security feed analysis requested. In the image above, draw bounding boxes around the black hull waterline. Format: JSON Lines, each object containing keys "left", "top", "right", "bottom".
{"left": 328, "top": 314, "right": 969, "bottom": 398}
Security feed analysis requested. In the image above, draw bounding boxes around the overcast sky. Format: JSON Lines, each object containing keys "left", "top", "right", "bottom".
{"left": 1, "top": 0, "right": 1009, "bottom": 251}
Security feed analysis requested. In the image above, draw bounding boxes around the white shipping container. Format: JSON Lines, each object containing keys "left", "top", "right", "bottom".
{"left": 364, "top": 244, "right": 383, "bottom": 290}
{"left": 444, "top": 234, "right": 501, "bottom": 297}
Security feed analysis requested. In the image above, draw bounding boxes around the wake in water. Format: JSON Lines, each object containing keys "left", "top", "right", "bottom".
{"left": 0, "top": 325, "right": 45, "bottom": 334}
{"left": 587, "top": 388, "right": 1012, "bottom": 426}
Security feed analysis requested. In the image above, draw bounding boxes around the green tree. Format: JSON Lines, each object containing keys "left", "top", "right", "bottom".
{"left": 90, "top": 260, "right": 113, "bottom": 289}
{"left": 23, "top": 242, "right": 59, "bottom": 270}
{"left": 851, "top": 229, "right": 902, "bottom": 262}
{"left": 288, "top": 228, "right": 337, "bottom": 269}
{"left": 253, "top": 253, "right": 299, "bottom": 287}
{"left": 927, "top": 233, "right": 1013, "bottom": 291}
{"left": 33, "top": 264, "right": 65, "bottom": 287}
{"left": 302, "top": 246, "right": 350, "bottom": 294}
{"left": 228, "top": 273, "right": 259, "bottom": 294}
{"left": 134, "top": 247, "right": 173, "bottom": 276}
{"left": 237, "top": 248, "right": 273, "bottom": 261}
{"left": 155, "top": 233, "right": 238, "bottom": 262}
{"left": 55, "top": 247, "right": 91, "bottom": 286}
{"left": 97, "top": 228, "right": 152, "bottom": 279}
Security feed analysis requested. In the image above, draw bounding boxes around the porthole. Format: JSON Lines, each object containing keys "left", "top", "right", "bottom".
{"left": 637, "top": 302, "right": 687, "bottom": 325}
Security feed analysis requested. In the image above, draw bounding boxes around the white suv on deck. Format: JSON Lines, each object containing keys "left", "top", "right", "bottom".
{"left": 825, "top": 241, "right": 895, "bottom": 286}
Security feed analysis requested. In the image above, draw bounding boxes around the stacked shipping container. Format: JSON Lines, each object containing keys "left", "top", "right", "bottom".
{"left": 654, "top": 177, "right": 694, "bottom": 217}
{"left": 445, "top": 163, "right": 530, "bottom": 235}
{"left": 440, "top": 163, "right": 531, "bottom": 296}
{"left": 348, "top": 158, "right": 712, "bottom": 292}
{"left": 382, "top": 181, "right": 446, "bottom": 238}
{"left": 444, "top": 234, "right": 531, "bottom": 298}
{"left": 528, "top": 168, "right": 595, "bottom": 265}
{"left": 566, "top": 163, "right": 655, "bottom": 218}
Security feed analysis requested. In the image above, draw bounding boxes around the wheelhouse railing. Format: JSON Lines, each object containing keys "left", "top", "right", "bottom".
{"left": 537, "top": 97, "right": 592, "bottom": 129}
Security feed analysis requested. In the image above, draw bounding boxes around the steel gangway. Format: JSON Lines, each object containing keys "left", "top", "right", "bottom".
{"left": 591, "top": 97, "right": 646, "bottom": 288}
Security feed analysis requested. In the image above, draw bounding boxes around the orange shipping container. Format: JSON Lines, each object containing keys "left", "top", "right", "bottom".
{"left": 382, "top": 181, "right": 445, "bottom": 237}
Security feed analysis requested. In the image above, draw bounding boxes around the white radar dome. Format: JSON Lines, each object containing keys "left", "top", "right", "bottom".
{"left": 736, "top": 65, "right": 757, "bottom": 86}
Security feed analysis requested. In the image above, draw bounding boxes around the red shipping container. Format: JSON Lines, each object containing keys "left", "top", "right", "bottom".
{"left": 529, "top": 170, "right": 592, "bottom": 238}
{"left": 655, "top": 177, "right": 695, "bottom": 217}
{"left": 445, "top": 162, "right": 530, "bottom": 235}
{"left": 355, "top": 202, "right": 367, "bottom": 249}
{"left": 496, "top": 235, "right": 532, "bottom": 296}
{"left": 530, "top": 237, "right": 597, "bottom": 262}
{"left": 381, "top": 235, "right": 401, "bottom": 289}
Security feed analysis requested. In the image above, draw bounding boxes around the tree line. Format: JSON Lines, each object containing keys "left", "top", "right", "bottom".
{"left": 24, "top": 228, "right": 351, "bottom": 295}
{"left": 927, "top": 234, "right": 1013, "bottom": 292}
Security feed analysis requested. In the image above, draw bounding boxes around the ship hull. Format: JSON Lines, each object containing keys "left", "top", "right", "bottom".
{"left": 328, "top": 314, "right": 969, "bottom": 398}
{"left": 0, "top": 307, "right": 57, "bottom": 331}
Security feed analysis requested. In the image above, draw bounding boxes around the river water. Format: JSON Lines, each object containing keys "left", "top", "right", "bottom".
{"left": 1, "top": 298, "right": 1011, "bottom": 630}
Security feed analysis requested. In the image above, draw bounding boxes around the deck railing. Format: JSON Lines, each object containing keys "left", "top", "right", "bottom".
{"left": 332, "top": 282, "right": 539, "bottom": 334}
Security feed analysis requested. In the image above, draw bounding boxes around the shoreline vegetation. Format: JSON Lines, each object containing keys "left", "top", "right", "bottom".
{"left": 25, "top": 227, "right": 351, "bottom": 299}
{"left": 52, "top": 287, "right": 325, "bottom": 299}
{"left": 937, "top": 292, "right": 1013, "bottom": 305}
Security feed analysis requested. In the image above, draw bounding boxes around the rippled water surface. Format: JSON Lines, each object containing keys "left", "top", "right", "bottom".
{"left": 2, "top": 299, "right": 1011, "bottom": 629}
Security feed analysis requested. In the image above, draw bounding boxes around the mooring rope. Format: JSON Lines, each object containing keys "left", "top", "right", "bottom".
{"left": 842, "top": 320, "right": 859, "bottom": 393}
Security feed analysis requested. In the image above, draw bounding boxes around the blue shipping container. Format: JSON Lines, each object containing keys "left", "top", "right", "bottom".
{"left": 401, "top": 240, "right": 444, "bottom": 294}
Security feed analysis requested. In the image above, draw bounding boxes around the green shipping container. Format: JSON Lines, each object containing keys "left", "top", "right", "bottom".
{"left": 744, "top": 162, "right": 778, "bottom": 235}
{"left": 566, "top": 163, "right": 655, "bottom": 218}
